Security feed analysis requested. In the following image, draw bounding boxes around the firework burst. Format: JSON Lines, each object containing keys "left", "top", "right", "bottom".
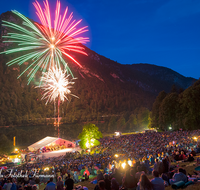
{"left": 37, "top": 66, "right": 78, "bottom": 138}
{"left": 1, "top": 0, "right": 89, "bottom": 83}
{"left": 37, "top": 66, "right": 78, "bottom": 105}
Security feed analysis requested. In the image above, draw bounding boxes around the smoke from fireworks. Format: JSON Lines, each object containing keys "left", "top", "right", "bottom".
{"left": 1, "top": 0, "right": 89, "bottom": 83}
{"left": 37, "top": 66, "right": 78, "bottom": 104}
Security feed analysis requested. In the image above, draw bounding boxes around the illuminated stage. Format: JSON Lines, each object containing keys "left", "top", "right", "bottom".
{"left": 27, "top": 136, "right": 81, "bottom": 158}
{"left": 41, "top": 147, "right": 81, "bottom": 158}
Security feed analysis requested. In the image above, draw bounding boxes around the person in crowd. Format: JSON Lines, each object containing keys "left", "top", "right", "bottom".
{"left": 65, "top": 174, "right": 74, "bottom": 190}
{"left": 97, "top": 171, "right": 104, "bottom": 182}
{"left": 10, "top": 180, "right": 17, "bottom": 190}
{"left": 162, "top": 158, "right": 169, "bottom": 174}
{"left": 158, "top": 161, "right": 164, "bottom": 175}
{"left": 174, "top": 152, "right": 180, "bottom": 161}
{"left": 104, "top": 174, "right": 111, "bottom": 190}
{"left": 35, "top": 177, "right": 40, "bottom": 184}
{"left": 112, "top": 169, "right": 122, "bottom": 186}
{"left": 24, "top": 184, "right": 32, "bottom": 190}
{"left": 122, "top": 167, "right": 137, "bottom": 190}
{"left": 29, "top": 178, "right": 35, "bottom": 186}
{"left": 144, "top": 159, "right": 150, "bottom": 174}
{"left": 137, "top": 174, "right": 153, "bottom": 190}
{"left": 165, "top": 156, "right": 171, "bottom": 169}
{"left": 150, "top": 170, "right": 165, "bottom": 190}
{"left": 56, "top": 170, "right": 61, "bottom": 182}
{"left": 73, "top": 171, "right": 79, "bottom": 183}
{"left": 84, "top": 173, "right": 89, "bottom": 181}
{"left": 98, "top": 180, "right": 106, "bottom": 190}
{"left": 149, "top": 155, "right": 155, "bottom": 165}
{"left": 186, "top": 154, "right": 194, "bottom": 162}
{"left": 32, "top": 185, "right": 37, "bottom": 190}
{"left": 83, "top": 168, "right": 90, "bottom": 178}
{"left": 45, "top": 177, "right": 56, "bottom": 190}
{"left": 83, "top": 168, "right": 90, "bottom": 181}
{"left": 169, "top": 168, "right": 188, "bottom": 185}
{"left": 191, "top": 149, "right": 196, "bottom": 157}
{"left": 135, "top": 166, "right": 145, "bottom": 182}
{"left": 153, "top": 159, "right": 159, "bottom": 172}
{"left": 179, "top": 151, "right": 187, "bottom": 160}
{"left": 0, "top": 179, "right": 2, "bottom": 190}
{"left": 3, "top": 180, "right": 12, "bottom": 190}
{"left": 56, "top": 176, "right": 64, "bottom": 190}
{"left": 24, "top": 177, "right": 29, "bottom": 185}
{"left": 111, "top": 178, "right": 119, "bottom": 190}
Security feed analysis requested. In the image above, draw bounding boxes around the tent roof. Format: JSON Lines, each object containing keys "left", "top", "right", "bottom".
{"left": 28, "top": 136, "right": 60, "bottom": 151}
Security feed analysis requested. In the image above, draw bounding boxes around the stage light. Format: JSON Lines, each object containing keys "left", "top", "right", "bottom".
{"left": 122, "top": 162, "right": 126, "bottom": 169}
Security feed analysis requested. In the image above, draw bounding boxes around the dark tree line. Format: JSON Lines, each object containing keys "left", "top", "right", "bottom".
{"left": 150, "top": 80, "right": 200, "bottom": 131}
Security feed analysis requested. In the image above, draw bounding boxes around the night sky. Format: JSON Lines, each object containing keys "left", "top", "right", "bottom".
{"left": 0, "top": 0, "right": 200, "bottom": 79}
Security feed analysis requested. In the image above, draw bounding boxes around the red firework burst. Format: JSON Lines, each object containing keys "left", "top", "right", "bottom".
{"left": 33, "top": 0, "right": 89, "bottom": 68}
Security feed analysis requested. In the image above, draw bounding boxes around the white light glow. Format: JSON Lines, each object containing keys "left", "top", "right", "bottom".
{"left": 86, "top": 141, "right": 89, "bottom": 148}
{"left": 50, "top": 44, "right": 55, "bottom": 49}
{"left": 115, "top": 132, "right": 120, "bottom": 136}
{"left": 44, "top": 167, "right": 49, "bottom": 171}
{"left": 193, "top": 137, "right": 198, "bottom": 141}
{"left": 14, "top": 158, "right": 19, "bottom": 163}
{"left": 122, "top": 162, "right": 126, "bottom": 169}
{"left": 49, "top": 148, "right": 73, "bottom": 153}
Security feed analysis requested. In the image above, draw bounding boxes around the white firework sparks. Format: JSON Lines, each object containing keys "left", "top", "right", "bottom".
{"left": 37, "top": 67, "right": 78, "bottom": 104}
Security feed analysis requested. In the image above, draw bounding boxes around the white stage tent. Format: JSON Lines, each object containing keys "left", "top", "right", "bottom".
{"left": 28, "top": 136, "right": 75, "bottom": 151}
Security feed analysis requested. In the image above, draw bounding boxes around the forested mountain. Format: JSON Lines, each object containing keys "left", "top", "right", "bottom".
{"left": 0, "top": 11, "right": 196, "bottom": 147}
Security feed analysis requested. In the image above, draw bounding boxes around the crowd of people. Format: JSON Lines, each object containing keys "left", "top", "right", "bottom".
{"left": 0, "top": 129, "right": 200, "bottom": 190}
{"left": 41, "top": 145, "right": 67, "bottom": 153}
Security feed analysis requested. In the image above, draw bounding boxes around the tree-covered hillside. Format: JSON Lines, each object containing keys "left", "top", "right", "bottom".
{"left": 150, "top": 80, "right": 200, "bottom": 131}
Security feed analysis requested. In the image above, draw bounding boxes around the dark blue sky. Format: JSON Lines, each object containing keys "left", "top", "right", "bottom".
{"left": 0, "top": 0, "right": 200, "bottom": 78}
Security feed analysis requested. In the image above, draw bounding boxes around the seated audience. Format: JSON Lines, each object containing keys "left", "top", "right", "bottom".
{"left": 150, "top": 170, "right": 165, "bottom": 190}
{"left": 169, "top": 168, "right": 188, "bottom": 185}
{"left": 137, "top": 174, "right": 153, "bottom": 190}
